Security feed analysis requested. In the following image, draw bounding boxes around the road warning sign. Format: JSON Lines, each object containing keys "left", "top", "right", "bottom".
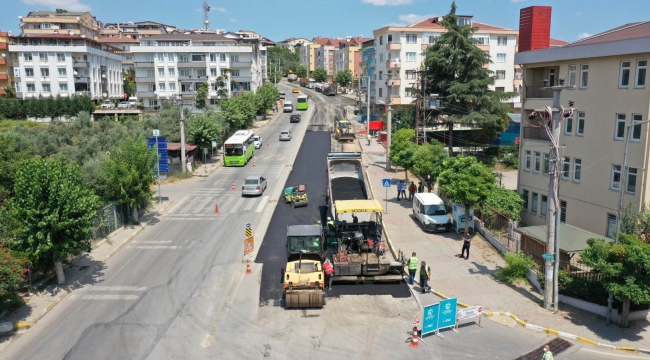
{"left": 245, "top": 228, "right": 252, "bottom": 237}
{"left": 413, "top": 315, "right": 420, "bottom": 325}
{"left": 244, "top": 237, "right": 255, "bottom": 255}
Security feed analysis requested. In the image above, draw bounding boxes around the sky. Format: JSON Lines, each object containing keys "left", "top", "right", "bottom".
{"left": 3, "top": 0, "right": 650, "bottom": 43}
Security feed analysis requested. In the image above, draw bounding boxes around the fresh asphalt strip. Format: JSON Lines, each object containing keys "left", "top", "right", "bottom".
{"left": 256, "top": 130, "right": 409, "bottom": 307}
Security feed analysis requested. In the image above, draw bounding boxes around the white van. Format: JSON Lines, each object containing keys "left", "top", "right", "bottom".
{"left": 128, "top": 96, "right": 139, "bottom": 106}
{"left": 283, "top": 101, "right": 293, "bottom": 113}
{"left": 412, "top": 193, "right": 452, "bottom": 232}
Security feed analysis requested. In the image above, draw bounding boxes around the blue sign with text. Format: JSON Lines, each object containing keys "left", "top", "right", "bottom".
{"left": 382, "top": 178, "right": 392, "bottom": 187}
{"left": 147, "top": 137, "right": 169, "bottom": 173}
{"left": 438, "top": 298, "right": 458, "bottom": 330}
{"left": 422, "top": 303, "right": 440, "bottom": 335}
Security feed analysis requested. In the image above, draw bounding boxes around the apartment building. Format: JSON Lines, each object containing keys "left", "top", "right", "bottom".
{"left": 97, "top": 35, "right": 139, "bottom": 70}
{"left": 334, "top": 37, "right": 370, "bottom": 80}
{"left": 300, "top": 38, "right": 327, "bottom": 77}
{"left": 277, "top": 37, "right": 311, "bottom": 53}
{"left": 0, "top": 31, "right": 12, "bottom": 96}
{"left": 360, "top": 39, "right": 375, "bottom": 101}
{"left": 130, "top": 33, "right": 265, "bottom": 108}
{"left": 372, "top": 16, "right": 518, "bottom": 106}
{"left": 10, "top": 35, "right": 124, "bottom": 101}
{"left": 19, "top": 9, "right": 101, "bottom": 40}
{"left": 101, "top": 21, "right": 176, "bottom": 40}
{"left": 516, "top": 21, "right": 650, "bottom": 237}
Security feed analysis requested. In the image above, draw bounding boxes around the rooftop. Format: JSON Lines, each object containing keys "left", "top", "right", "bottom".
{"left": 27, "top": 10, "right": 90, "bottom": 16}
{"left": 515, "top": 223, "right": 610, "bottom": 253}
{"left": 141, "top": 33, "right": 235, "bottom": 42}
{"left": 97, "top": 35, "right": 139, "bottom": 43}
{"left": 566, "top": 21, "right": 650, "bottom": 47}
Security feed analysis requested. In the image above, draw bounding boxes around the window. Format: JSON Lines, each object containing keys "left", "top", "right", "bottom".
{"left": 147, "top": 69, "right": 155, "bottom": 77}
{"left": 25, "top": 68, "right": 34, "bottom": 77}
{"left": 564, "top": 116, "right": 573, "bottom": 135}
{"left": 41, "top": 68, "right": 49, "bottom": 77}
{"left": 193, "top": 53, "right": 206, "bottom": 62}
{"left": 560, "top": 200, "right": 567, "bottom": 222}
{"left": 168, "top": 68, "right": 175, "bottom": 76}
{"left": 533, "top": 152, "right": 541, "bottom": 173}
{"left": 56, "top": 53, "right": 65, "bottom": 62}
{"left": 379, "top": 53, "right": 384, "bottom": 62}
{"left": 580, "top": 64, "right": 589, "bottom": 88}
{"left": 543, "top": 153, "right": 549, "bottom": 174}
{"left": 495, "top": 87, "right": 505, "bottom": 92}
{"left": 158, "top": 68, "right": 165, "bottom": 76}
{"left": 548, "top": 68, "right": 556, "bottom": 86}
{"left": 24, "top": 53, "right": 33, "bottom": 61}
{"left": 611, "top": 165, "right": 621, "bottom": 190}
{"left": 379, "top": 35, "right": 383, "bottom": 45}
{"left": 615, "top": 114, "right": 626, "bottom": 140}
{"left": 573, "top": 158, "right": 582, "bottom": 182}
{"left": 157, "top": 53, "right": 164, "bottom": 62}
{"left": 606, "top": 213, "right": 617, "bottom": 239}
{"left": 568, "top": 65, "right": 576, "bottom": 86}
{"left": 458, "top": 17, "right": 472, "bottom": 26}
{"left": 428, "top": 35, "right": 438, "bottom": 44}
{"left": 405, "top": 34, "right": 417, "bottom": 43}
{"left": 66, "top": 25, "right": 72, "bottom": 30}
{"left": 496, "top": 70, "right": 506, "bottom": 79}
{"left": 230, "top": 55, "right": 239, "bottom": 62}
{"left": 57, "top": 68, "right": 66, "bottom": 77}
{"left": 531, "top": 193, "right": 538, "bottom": 214}
{"left": 522, "top": 190, "right": 529, "bottom": 211}
{"left": 39, "top": 53, "right": 48, "bottom": 62}
{"left": 158, "top": 82, "right": 165, "bottom": 90}
{"left": 180, "top": 69, "right": 190, "bottom": 77}
{"left": 210, "top": 53, "right": 217, "bottom": 62}
{"left": 631, "top": 114, "right": 643, "bottom": 141}
{"left": 231, "top": 69, "right": 240, "bottom": 77}
{"left": 379, "top": 88, "right": 383, "bottom": 97}
{"left": 619, "top": 61, "right": 631, "bottom": 88}
{"left": 145, "top": 54, "right": 154, "bottom": 62}
{"left": 169, "top": 82, "right": 176, "bottom": 91}
{"left": 27, "top": 83, "right": 35, "bottom": 92}
{"left": 405, "top": 52, "right": 416, "bottom": 62}
{"left": 626, "top": 167, "right": 637, "bottom": 194}
{"left": 221, "top": 69, "right": 227, "bottom": 76}
{"left": 387, "top": 34, "right": 393, "bottom": 42}
{"left": 636, "top": 60, "right": 647, "bottom": 88}
{"left": 497, "top": 36, "right": 507, "bottom": 46}
{"left": 197, "top": 69, "right": 207, "bottom": 77}
{"left": 220, "top": 53, "right": 226, "bottom": 62}
{"left": 524, "top": 150, "right": 531, "bottom": 171}
{"left": 577, "top": 112, "right": 585, "bottom": 136}
{"left": 147, "top": 84, "right": 155, "bottom": 92}
{"left": 474, "top": 34, "right": 489, "bottom": 45}
{"left": 178, "top": 54, "right": 189, "bottom": 62}
{"left": 42, "top": 23, "right": 51, "bottom": 29}
{"left": 42, "top": 83, "right": 50, "bottom": 92}
{"left": 562, "top": 157, "right": 570, "bottom": 180}
{"left": 167, "top": 53, "right": 174, "bottom": 61}
{"left": 210, "top": 68, "right": 217, "bottom": 76}
{"left": 405, "top": 70, "right": 415, "bottom": 79}
{"left": 541, "top": 195, "right": 548, "bottom": 217}
{"left": 59, "top": 83, "right": 68, "bottom": 91}
{"left": 496, "top": 54, "right": 506, "bottom": 63}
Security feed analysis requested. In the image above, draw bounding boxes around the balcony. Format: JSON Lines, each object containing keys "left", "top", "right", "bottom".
{"left": 73, "top": 60, "right": 88, "bottom": 68}
{"left": 74, "top": 76, "right": 90, "bottom": 83}
{"left": 0, "top": 74, "right": 7, "bottom": 80}
{"left": 0, "top": 58, "right": 6, "bottom": 65}
{"left": 135, "top": 62, "right": 154, "bottom": 68}
{"left": 136, "top": 76, "right": 155, "bottom": 83}
{"left": 232, "top": 76, "right": 250, "bottom": 82}
{"left": 421, "top": 44, "right": 430, "bottom": 51}
{"left": 386, "top": 60, "right": 401, "bottom": 69}
{"left": 138, "top": 91, "right": 156, "bottom": 98}
{"left": 386, "top": 78, "right": 401, "bottom": 87}
{"left": 176, "top": 61, "right": 195, "bottom": 68}
{"left": 522, "top": 127, "right": 550, "bottom": 141}
{"left": 386, "top": 42, "right": 401, "bottom": 50}
{"left": 525, "top": 86, "right": 554, "bottom": 99}
{"left": 0, "top": 43, "right": 8, "bottom": 50}
{"left": 230, "top": 61, "right": 250, "bottom": 68}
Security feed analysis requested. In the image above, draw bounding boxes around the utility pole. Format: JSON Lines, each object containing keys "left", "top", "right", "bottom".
{"left": 385, "top": 82, "right": 392, "bottom": 171}
{"left": 179, "top": 94, "right": 187, "bottom": 173}
{"left": 533, "top": 80, "right": 574, "bottom": 311}
{"left": 366, "top": 74, "right": 370, "bottom": 134}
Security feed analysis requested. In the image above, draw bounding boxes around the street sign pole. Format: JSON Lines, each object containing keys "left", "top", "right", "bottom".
{"left": 385, "top": 186, "right": 388, "bottom": 214}
{"left": 382, "top": 178, "right": 391, "bottom": 214}
{"left": 154, "top": 130, "right": 161, "bottom": 204}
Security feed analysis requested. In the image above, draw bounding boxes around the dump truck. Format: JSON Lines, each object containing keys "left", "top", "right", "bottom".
{"left": 283, "top": 225, "right": 326, "bottom": 308}
{"left": 322, "top": 83, "right": 337, "bottom": 96}
{"left": 334, "top": 118, "right": 356, "bottom": 142}
{"left": 326, "top": 152, "right": 369, "bottom": 212}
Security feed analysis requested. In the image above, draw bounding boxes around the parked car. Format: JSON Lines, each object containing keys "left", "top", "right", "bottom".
{"left": 118, "top": 101, "right": 130, "bottom": 109}
{"left": 279, "top": 130, "right": 292, "bottom": 141}
{"left": 253, "top": 135, "right": 262, "bottom": 149}
{"left": 412, "top": 193, "right": 452, "bottom": 232}
{"left": 242, "top": 176, "right": 267, "bottom": 196}
{"left": 128, "top": 96, "right": 139, "bottom": 106}
{"left": 101, "top": 100, "right": 114, "bottom": 109}
{"left": 290, "top": 114, "right": 301, "bottom": 123}
{"left": 292, "top": 88, "right": 299, "bottom": 93}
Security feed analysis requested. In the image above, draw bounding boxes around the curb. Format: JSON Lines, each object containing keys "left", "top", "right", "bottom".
{"left": 482, "top": 311, "right": 644, "bottom": 355}
{"left": 1, "top": 200, "right": 173, "bottom": 335}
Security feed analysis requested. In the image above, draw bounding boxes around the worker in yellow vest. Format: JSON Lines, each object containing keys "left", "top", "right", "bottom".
{"left": 407, "top": 252, "right": 418, "bottom": 285}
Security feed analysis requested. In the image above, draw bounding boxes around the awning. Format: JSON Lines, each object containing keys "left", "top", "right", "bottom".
{"left": 335, "top": 199, "right": 383, "bottom": 214}
{"left": 369, "top": 120, "right": 385, "bottom": 131}
{"left": 167, "top": 143, "right": 198, "bottom": 151}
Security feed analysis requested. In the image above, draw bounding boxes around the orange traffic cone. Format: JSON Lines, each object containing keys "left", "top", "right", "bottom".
{"left": 246, "top": 259, "right": 252, "bottom": 274}
{"left": 266, "top": 141, "right": 270, "bottom": 147}
{"left": 231, "top": 181, "right": 236, "bottom": 191}
{"left": 410, "top": 327, "right": 420, "bottom": 348}
{"left": 253, "top": 158, "right": 256, "bottom": 167}
{"left": 215, "top": 204, "right": 219, "bottom": 214}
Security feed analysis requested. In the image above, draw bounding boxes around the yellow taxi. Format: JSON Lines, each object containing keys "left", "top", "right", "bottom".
{"left": 292, "top": 88, "right": 299, "bottom": 93}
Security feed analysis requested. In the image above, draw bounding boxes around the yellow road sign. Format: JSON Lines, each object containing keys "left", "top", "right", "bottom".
{"left": 244, "top": 237, "right": 255, "bottom": 255}
{"left": 245, "top": 228, "right": 252, "bottom": 237}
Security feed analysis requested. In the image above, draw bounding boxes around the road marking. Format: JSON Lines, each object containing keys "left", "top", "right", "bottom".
{"left": 168, "top": 196, "right": 190, "bottom": 214}
{"left": 134, "top": 241, "right": 173, "bottom": 244}
{"left": 89, "top": 286, "right": 147, "bottom": 291}
{"left": 191, "top": 196, "right": 215, "bottom": 214}
{"left": 203, "top": 272, "right": 243, "bottom": 347}
{"left": 579, "top": 347, "right": 643, "bottom": 358}
{"left": 243, "top": 198, "right": 256, "bottom": 211}
{"left": 255, "top": 196, "right": 269, "bottom": 213}
{"left": 231, "top": 197, "right": 246, "bottom": 213}
{"left": 127, "top": 245, "right": 182, "bottom": 249}
{"left": 183, "top": 196, "right": 206, "bottom": 213}
{"left": 68, "top": 294, "right": 140, "bottom": 300}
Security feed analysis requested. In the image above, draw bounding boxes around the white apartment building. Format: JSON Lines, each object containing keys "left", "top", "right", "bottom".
{"left": 10, "top": 34, "right": 124, "bottom": 100}
{"left": 130, "top": 34, "right": 265, "bottom": 108}
{"left": 373, "top": 16, "right": 518, "bottom": 106}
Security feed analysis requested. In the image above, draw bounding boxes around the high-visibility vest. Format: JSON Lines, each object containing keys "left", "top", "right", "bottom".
{"left": 323, "top": 261, "right": 334, "bottom": 275}
{"left": 408, "top": 257, "right": 418, "bottom": 270}
{"left": 418, "top": 265, "right": 430, "bottom": 278}
{"left": 542, "top": 351, "right": 554, "bottom": 360}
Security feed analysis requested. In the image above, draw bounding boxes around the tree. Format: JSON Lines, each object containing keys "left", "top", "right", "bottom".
{"left": 423, "top": 2, "right": 514, "bottom": 150}
{"left": 438, "top": 155, "right": 496, "bottom": 235}
{"left": 335, "top": 69, "right": 353, "bottom": 88}
{"left": 582, "top": 234, "right": 650, "bottom": 327}
{"left": 2, "top": 87, "right": 16, "bottom": 99}
{"left": 186, "top": 111, "right": 226, "bottom": 150}
{"left": 296, "top": 64, "right": 308, "bottom": 79}
{"left": 195, "top": 82, "right": 209, "bottom": 109}
{"left": 98, "top": 136, "right": 156, "bottom": 223}
{"left": 214, "top": 73, "right": 230, "bottom": 101}
{"left": 382, "top": 106, "right": 416, "bottom": 132}
{"left": 255, "top": 83, "right": 279, "bottom": 117}
{"left": 389, "top": 129, "right": 417, "bottom": 179}
{"left": 123, "top": 69, "right": 136, "bottom": 96}
{"left": 481, "top": 186, "right": 524, "bottom": 222}
{"left": 218, "top": 93, "right": 257, "bottom": 130}
{"left": 313, "top": 67, "right": 328, "bottom": 83}
{"left": 267, "top": 46, "right": 300, "bottom": 75}
{"left": 0, "top": 245, "right": 27, "bottom": 299}
{"left": 411, "top": 140, "right": 449, "bottom": 191}
{"left": 10, "top": 157, "right": 98, "bottom": 284}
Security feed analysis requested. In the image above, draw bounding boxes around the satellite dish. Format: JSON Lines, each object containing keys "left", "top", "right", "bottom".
{"left": 103, "top": 92, "right": 108, "bottom": 98}
{"left": 1, "top": 53, "right": 5, "bottom": 58}
{"left": 18, "top": 16, "right": 22, "bottom": 19}
{"left": 69, "top": 30, "right": 74, "bottom": 35}
{"left": 437, "top": 17, "right": 443, "bottom": 22}
{"left": 101, "top": 73, "right": 106, "bottom": 78}
{"left": 73, "top": 70, "right": 78, "bottom": 75}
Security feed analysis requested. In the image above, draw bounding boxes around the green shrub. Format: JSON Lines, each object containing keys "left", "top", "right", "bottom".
{"left": 498, "top": 252, "right": 538, "bottom": 283}
{"left": 501, "top": 155, "right": 518, "bottom": 169}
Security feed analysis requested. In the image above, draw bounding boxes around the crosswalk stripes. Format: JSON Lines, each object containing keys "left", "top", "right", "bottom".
{"left": 68, "top": 285, "right": 146, "bottom": 301}
{"left": 162, "top": 194, "right": 269, "bottom": 220}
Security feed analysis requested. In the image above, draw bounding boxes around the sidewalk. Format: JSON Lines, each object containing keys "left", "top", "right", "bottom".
{"left": 0, "top": 200, "right": 171, "bottom": 335}
{"left": 361, "top": 138, "right": 650, "bottom": 351}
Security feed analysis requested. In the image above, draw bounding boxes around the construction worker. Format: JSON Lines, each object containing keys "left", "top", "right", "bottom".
{"left": 542, "top": 344, "right": 554, "bottom": 360}
{"left": 418, "top": 261, "right": 431, "bottom": 294}
{"left": 367, "top": 133, "right": 372, "bottom": 146}
{"left": 323, "top": 259, "right": 334, "bottom": 290}
{"left": 407, "top": 252, "right": 418, "bottom": 285}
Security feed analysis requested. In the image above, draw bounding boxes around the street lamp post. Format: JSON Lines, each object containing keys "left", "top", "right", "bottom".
{"left": 608, "top": 119, "right": 650, "bottom": 324}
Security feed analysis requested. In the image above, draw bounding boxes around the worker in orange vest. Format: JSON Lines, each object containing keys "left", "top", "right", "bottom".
{"left": 323, "top": 259, "right": 334, "bottom": 291}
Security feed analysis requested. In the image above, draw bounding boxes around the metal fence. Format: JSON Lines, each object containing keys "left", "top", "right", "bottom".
{"left": 475, "top": 209, "right": 519, "bottom": 253}
{"left": 91, "top": 203, "right": 129, "bottom": 240}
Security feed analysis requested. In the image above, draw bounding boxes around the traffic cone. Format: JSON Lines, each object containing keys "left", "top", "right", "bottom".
{"left": 410, "top": 327, "right": 420, "bottom": 348}
{"left": 253, "top": 158, "right": 256, "bottom": 167}
{"left": 231, "top": 181, "right": 236, "bottom": 191}
{"left": 246, "top": 259, "right": 252, "bottom": 274}
{"left": 215, "top": 204, "right": 219, "bottom": 214}
{"left": 266, "top": 141, "right": 270, "bottom": 147}
{"left": 278, "top": 127, "right": 280, "bottom": 133}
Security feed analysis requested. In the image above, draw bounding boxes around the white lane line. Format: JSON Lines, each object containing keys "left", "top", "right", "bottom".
{"left": 89, "top": 286, "right": 147, "bottom": 291}
{"left": 255, "top": 196, "right": 269, "bottom": 213}
{"left": 167, "top": 195, "right": 190, "bottom": 214}
{"left": 69, "top": 294, "right": 140, "bottom": 300}
{"left": 230, "top": 196, "right": 246, "bottom": 214}
{"left": 214, "top": 195, "right": 239, "bottom": 214}
{"left": 192, "top": 196, "right": 215, "bottom": 214}
{"left": 243, "top": 198, "right": 256, "bottom": 211}
{"left": 133, "top": 241, "right": 173, "bottom": 244}
{"left": 127, "top": 246, "right": 182, "bottom": 249}
{"left": 181, "top": 196, "right": 205, "bottom": 214}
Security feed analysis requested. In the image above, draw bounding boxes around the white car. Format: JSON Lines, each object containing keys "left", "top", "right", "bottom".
{"left": 279, "top": 130, "right": 292, "bottom": 141}
{"left": 242, "top": 176, "right": 268, "bottom": 196}
{"left": 253, "top": 135, "right": 262, "bottom": 149}
{"left": 118, "top": 101, "right": 130, "bottom": 109}
{"left": 101, "top": 100, "right": 114, "bottom": 109}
